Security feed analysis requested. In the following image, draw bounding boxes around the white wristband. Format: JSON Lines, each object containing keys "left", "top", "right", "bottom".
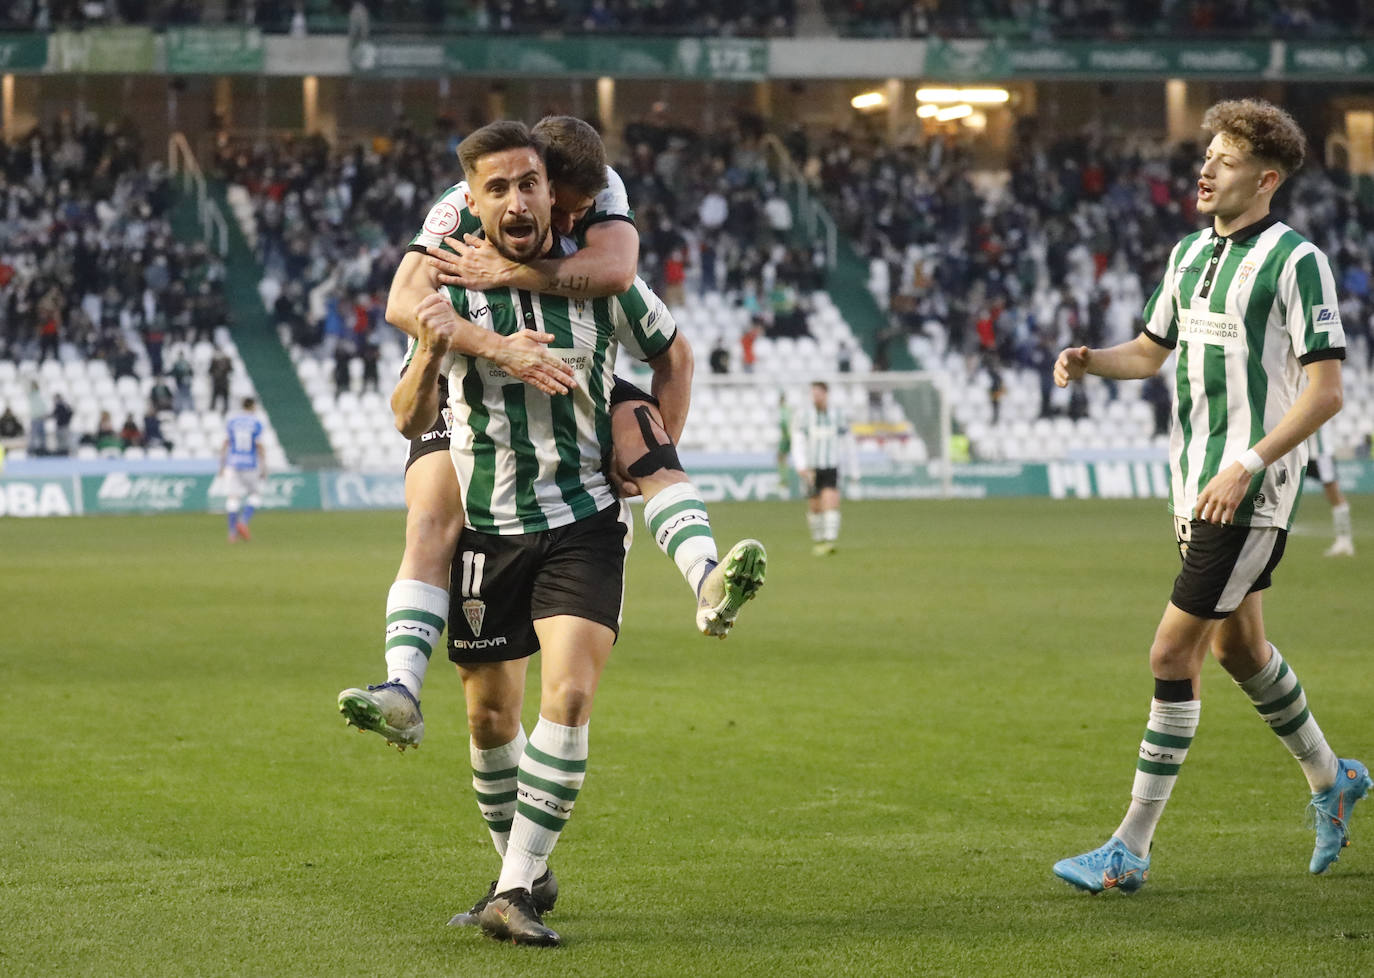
{"left": 1239, "top": 448, "right": 1265, "bottom": 475}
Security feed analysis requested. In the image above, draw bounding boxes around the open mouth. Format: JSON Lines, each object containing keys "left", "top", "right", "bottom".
{"left": 1197, "top": 180, "right": 1214, "bottom": 202}
{"left": 503, "top": 219, "right": 536, "bottom": 242}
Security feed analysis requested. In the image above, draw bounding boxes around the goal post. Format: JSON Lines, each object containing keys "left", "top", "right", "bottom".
{"left": 653, "top": 370, "right": 953, "bottom": 498}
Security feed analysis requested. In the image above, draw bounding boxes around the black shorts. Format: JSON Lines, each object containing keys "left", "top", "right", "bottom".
{"left": 610, "top": 375, "right": 658, "bottom": 408}
{"left": 809, "top": 467, "right": 839, "bottom": 497}
{"left": 1169, "top": 517, "right": 1287, "bottom": 619}
{"left": 447, "top": 502, "right": 631, "bottom": 664}
{"left": 404, "top": 375, "right": 451, "bottom": 472}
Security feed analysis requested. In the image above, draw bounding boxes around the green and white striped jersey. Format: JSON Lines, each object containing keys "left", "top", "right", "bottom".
{"left": 1141, "top": 215, "right": 1346, "bottom": 528}
{"left": 437, "top": 240, "right": 676, "bottom": 534}
{"left": 792, "top": 404, "right": 852, "bottom": 472}
{"left": 407, "top": 165, "right": 633, "bottom": 254}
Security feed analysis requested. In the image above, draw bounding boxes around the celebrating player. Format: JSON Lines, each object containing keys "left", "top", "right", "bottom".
{"left": 793, "top": 380, "right": 855, "bottom": 555}
{"left": 393, "top": 120, "right": 717, "bottom": 945}
{"left": 1051, "top": 99, "right": 1369, "bottom": 893}
{"left": 219, "top": 396, "right": 265, "bottom": 542}
{"left": 338, "top": 116, "right": 766, "bottom": 753}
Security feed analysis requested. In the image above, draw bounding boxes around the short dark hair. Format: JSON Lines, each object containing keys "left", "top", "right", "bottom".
{"left": 457, "top": 120, "right": 546, "bottom": 181}
{"left": 1201, "top": 99, "right": 1306, "bottom": 178}
{"left": 532, "top": 115, "right": 608, "bottom": 197}
{"left": 242, "top": 396, "right": 256, "bottom": 410}
{"left": 811, "top": 380, "right": 829, "bottom": 392}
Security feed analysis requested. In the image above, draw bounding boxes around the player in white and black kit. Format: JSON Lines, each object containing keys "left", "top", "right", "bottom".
{"left": 792, "top": 380, "right": 855, "bottom": 556}
{"left": 339, "top": 119, "right": 766, "bottom": 760}
{"left": 1305, "top": 425, "right": 1354, "bottom": 556}
{"left": 1051, "top": 99, "right": 1369, "bottom": 894}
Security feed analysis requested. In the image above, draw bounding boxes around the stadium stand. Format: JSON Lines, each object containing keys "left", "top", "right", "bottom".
{"left": 798, "top": 123, "right": 1374, "bottom": 460}
{"left": 9, "top": 0, "right": 1368, "bottom": 37}
{"left": 0, "top": 120, "right": 287, "bottom": 467}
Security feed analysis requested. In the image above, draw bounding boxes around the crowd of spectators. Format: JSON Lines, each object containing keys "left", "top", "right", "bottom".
{"left": 0, "top": 0, "right": 794, "bottom": 36}
{"left": 804, "top": 117, "right": 1373, "bottom": 412}
{"left": 5, "top": 0, "right": 1366, "bottom": 37}
{"left": 0, "top": 116, "right": 235, "bottom": 371}
{"left": 825, "top": 0, "right": 1373, "bottom": 38}
{"left": 0, "top": 115, "right": 244, "bottom": 455}
{"left": 223, "top": 109, "right": 827, "bottom": 383}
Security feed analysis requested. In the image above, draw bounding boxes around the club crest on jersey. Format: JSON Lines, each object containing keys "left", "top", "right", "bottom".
{"left": 462, "top": 598, "right": 486, "bottom": 637}
{"left": 1235, "top": 260, "right": 1257, "bottom": 286}
{"left": 573, "top": 298, "right": 588, "bottom": 317}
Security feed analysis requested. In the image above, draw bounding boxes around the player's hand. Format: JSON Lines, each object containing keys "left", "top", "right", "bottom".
{"left": 427, "top": 234, "right": 519, "bottom": 291}
{"left": 606, "top": 456, "right": 640, "bottom": 500}
{"left": 413, "top": 293, "right": 459, "bottom": 357}
{"left": 492, "top": 330, "right": 576, "bottom": 397}
{"left": 1195, "top": 461, "right": 1254, "bottom": 524}
{"left": 1054, "top": 346, "right": 1091, "bottom": 387}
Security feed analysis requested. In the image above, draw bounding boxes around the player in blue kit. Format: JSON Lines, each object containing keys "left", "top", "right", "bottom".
{"left": 220, "top": 396, "right": 266, "bottom": 542}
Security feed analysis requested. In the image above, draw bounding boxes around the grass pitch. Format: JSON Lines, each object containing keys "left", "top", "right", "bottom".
{"left": 3, "top": 497, "right": 1372, "bottom": 977}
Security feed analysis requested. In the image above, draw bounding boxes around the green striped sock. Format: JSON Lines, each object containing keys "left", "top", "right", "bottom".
{"left": 496, "top": 717, "right": 587, "bottom": 895}
{"left": 1237, "top": 645, "right": 1339, "bottom": 792}
{"left": 643, "top": 481, "right": 718, "bottom": 596}
{"left": 384, "top": 580, "right": 448, "bottom": 698}
{"left": 471, "top": 730, "right": 527, "bottom": 857}
{"left": 1115, "top": 698, "right": 1199, "bottom": 857}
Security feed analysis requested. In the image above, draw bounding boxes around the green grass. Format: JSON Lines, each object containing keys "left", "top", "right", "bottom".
{"left": 4, "top": 498, "right": 1373, "bottom": 977}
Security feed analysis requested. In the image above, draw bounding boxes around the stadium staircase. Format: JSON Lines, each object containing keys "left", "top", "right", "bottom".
{"left": 169, "top": 138, "right": 336, "bottom": 469}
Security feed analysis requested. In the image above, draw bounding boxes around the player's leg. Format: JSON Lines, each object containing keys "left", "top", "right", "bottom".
{"left": 1323, "top": 478, "right": 1354, "bottom": 556}
{"left": 1217, "top": 591, "right": 1370, "bottom": 873}
{"left": 479, "top": 613, "right": 610, "bottom": 947}
{"left": 479, "top": 505, "right": 626, "bottom": 946}
{"left": 1056, "top": 517, "right": 1237, "bottom": 893}
{"left": 337, "top": 441, "right": 461, "bottom": 749}
{"left": 609, "top": 381, "right": 765, "bottom": 637}
{"left": 236, "top": 473, "right": 261, "bottom": 540}
{"left": 446, "top": 535, "right": 558, "bottom": 929}
{"left": 805, "top": 478, "right": 825, "bottom": 552}
{"left": 819, "top": 482, "right": 842, "bottom": 552}
{"left": 223, "top": 469, "right": 244, "bottom": 542}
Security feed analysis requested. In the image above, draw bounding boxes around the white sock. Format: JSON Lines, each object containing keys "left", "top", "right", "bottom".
{"left": 1114, "top": 698, "right": 1200, "bottom": 858}
{"left": 496, "top": 717, "right": 588, "bottom": 895}
{"left": 471, "top": 730, "right": 527, "bottom": 857}
{"left": 1237, "top": 644, "right": 1339, "bottom": 793}
{"left": 822, "top": 509, "right": 841, "bottom": 542}
{"left": 384, "top": 580, "right": 448, "bottom": 698}
{"left": 807, "top": 512, "right": 823, "bottom": 542}
{"left": 643, "top": 481, "right": 718, "bottom": 595}
{"left": 1332, "top": 501, "right": 1352, "bottom": 541}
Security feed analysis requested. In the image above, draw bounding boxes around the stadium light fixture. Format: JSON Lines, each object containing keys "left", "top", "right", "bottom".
{"left": 851, "top": 91, "right": 887, "bottom": 110}
{"left": 916, "top": 87, "right": 1010, "bottom": 105}
{"left": 963, "top": 111, "right": 988, "bottom": 130}
{"left": 935, "top": 104, "right": 974, "bottom": 122}
{"left": 916, "top": 104, "right": 941, "bottom": 118}
{"left": 915, "top": 88, "right": 963, "bottom": 104}
{"left": 960, "top": 88, "right": 1010, "bottom": 104}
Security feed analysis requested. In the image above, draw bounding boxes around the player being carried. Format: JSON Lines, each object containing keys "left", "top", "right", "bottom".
{"left": 1051, "top": 99, "right": 1368, "bottom": 894}
{"left": 338, "top": 116, "right": 766, "bottom": 753}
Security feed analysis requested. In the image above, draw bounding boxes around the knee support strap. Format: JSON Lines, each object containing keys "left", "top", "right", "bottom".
{"left": 625, "top": 405, "right": 684, "bottom": 478}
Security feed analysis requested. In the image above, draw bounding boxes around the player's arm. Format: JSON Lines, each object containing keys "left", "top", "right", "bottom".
{"left": 1195, "top": 358, "right": 1343, "bottom": 525}
{"left": 1054, "top": 332, "right": 1171, "bottom": 386}
{"left": 391, "top": 294, "right": 454, "bottom": 439}
{"left": 643, "top": 331, "right": 693, "bottom": 444}
{"left": 388, "top": 250, "right": 574, "bottom": 395}
{"left": 429, "top": 220, "right": 639, "bottom": 298}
